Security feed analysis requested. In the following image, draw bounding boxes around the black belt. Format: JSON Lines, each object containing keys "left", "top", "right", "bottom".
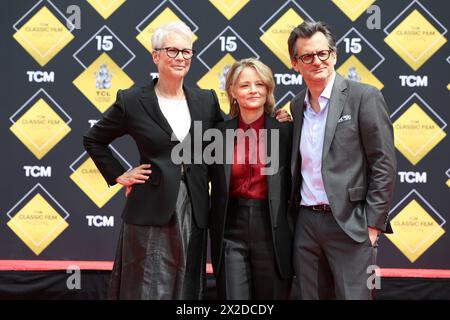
{"left": 301, "top": 204, "right": 332, "bottom": 212}
{"left": 229, "top": 198, "right": 268, "bottom": 208}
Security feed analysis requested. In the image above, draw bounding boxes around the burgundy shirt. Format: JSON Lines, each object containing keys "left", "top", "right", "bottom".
{"left": 229, "top": 114, "right": 268, "bottom": 200}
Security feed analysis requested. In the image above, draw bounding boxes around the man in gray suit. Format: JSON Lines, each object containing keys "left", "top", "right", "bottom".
{"left": 287, "top": 21, "right": 396, "bottom": 299}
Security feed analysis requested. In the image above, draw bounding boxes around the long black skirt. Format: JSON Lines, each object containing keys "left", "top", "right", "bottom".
{"left": 108, "top": 180, "right": 206, "bottom": 299}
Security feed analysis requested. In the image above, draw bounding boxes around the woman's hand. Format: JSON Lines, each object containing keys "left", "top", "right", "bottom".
{"left": 275, "top": 108, "right": 292, "bottom": 122}
{"left": 115, "top": 164, "right": 152, "bottom": 197}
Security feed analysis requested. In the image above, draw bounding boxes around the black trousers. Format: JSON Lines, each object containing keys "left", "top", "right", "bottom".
{"left": 293, "top": 206, "right": 377, "bottom": 300}
{"left": 216, "top": 198, "right": 291, "bottom": 300}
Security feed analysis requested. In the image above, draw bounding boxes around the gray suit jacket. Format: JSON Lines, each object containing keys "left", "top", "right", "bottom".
{"left": 289, "top": 74, "right": 396, "bottom": 243}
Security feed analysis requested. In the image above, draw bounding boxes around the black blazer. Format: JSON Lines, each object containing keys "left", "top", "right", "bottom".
{"left": 83, "top": 78, "right": 223, "bottom": 228}
{"left": 208, "top": 114, "right": 293, "bottom": 279}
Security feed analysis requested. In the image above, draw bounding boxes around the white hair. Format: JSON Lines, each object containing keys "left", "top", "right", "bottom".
{"left": 151, "top": 21, "right": 193, "bottom": 49}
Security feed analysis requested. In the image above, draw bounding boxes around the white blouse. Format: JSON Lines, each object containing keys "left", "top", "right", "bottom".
{"left": 157, "top": 96, "right": 191, "bottom": 142}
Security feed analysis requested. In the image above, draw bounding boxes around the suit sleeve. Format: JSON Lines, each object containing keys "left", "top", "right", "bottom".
{"left": 211, "top": 89, "right": 225, "bottom": 123}
{"left": 83, "top": 89, "right": 128, "bottom": 186}
{"left": 207, "top": 89, "right": 224, "bottom": 183}
{"left": 359, "top": 87, "right": 397, "bottom": 231}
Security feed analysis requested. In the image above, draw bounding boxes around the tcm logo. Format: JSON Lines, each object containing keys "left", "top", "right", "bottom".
{"left": 399, "top": 75, "right": 428, "bottom": 87}
{"left": 398, "top": 171, "right": 427, "bottom": 183}
{"left": 24, "top": 166, "right": 51, "bottom": 177}
{"left": 274, "top": 73, "right": 303, "bottom": 86}
{"left": 86, "top": 215, "right": 114, "bottom": 227}
{"left": 27, "top": 71, "right": 55, "bottom": 83}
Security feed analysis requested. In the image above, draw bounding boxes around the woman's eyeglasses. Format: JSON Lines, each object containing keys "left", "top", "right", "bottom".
{"left": 154, "top": 47, "right": 195, "bottom": 60}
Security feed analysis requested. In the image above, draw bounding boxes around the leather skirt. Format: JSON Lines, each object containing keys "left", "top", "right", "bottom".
{"left": 108, "top": 179, "right": 206, "bottom": 299}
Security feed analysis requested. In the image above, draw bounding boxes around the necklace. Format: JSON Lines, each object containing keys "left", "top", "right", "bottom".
{"left": 155, "top": 85, "right": 185, "bottom": 103}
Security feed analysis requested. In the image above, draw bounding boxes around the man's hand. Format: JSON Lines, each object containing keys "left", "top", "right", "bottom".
{"left": 275, "top": 108, "right": 292, "bottom": 122}
{"left": 368, "top": 227, "right": 380, "bottom": 246}
{"left": 115, "top": 164, "right": 152, "bottom": 197}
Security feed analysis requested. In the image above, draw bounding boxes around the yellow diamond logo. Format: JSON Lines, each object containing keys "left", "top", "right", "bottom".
{"left": 393, "top": 102, "right": 446, "bottom": 165}
{"left": 386, "top": 199, "right": 445, "bottom": 262}
{"left": 70, "top": 157, "right": 123, "bottom": 208}
{"left": 332, "top": 0, "right": 375, "bottom": 21}
{"left": 260, "top": 8, "right": 304, "bottom": 68}
{"left": 10, "top": 98, "right": 71, "bottom": 160}
{"left": 337, "top": 55, "right": 384, "bottom": 90}
{"left": 7, "top": 193, "right": 69, "bottom": 255}
{"left": 73, "top": 52, "right": 134, "bottom": 113}
{"left": 280, "top": 101, "right": 291, "bottom": 116}
{"left": 209, "top": 0, "right": 249, "bottom": 20}
{"left": 87, "top": 0, "right": 125, "bottom": 19}
{"left": 197, "top": 54, "right": 236, "bottom": 114}
{"left": 136, "top": 7, "right": 198, "bottom": 54}
{"left": 13, "top": 6, "right": 74, "bottom": 67}
{"left": 385, "top": 9, "right": 447, "bottom": 71}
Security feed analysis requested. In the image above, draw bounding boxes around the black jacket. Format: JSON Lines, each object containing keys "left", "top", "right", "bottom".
{"left": 208, "top": 114, "right": 293, "bottom": 279}
{"left": 83, "top": 78, "right": 222, "bottom": 228}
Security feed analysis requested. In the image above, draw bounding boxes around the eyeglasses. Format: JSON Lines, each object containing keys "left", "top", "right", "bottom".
{"left": 296, "top": 49, "right": 333, "bottom": 64}
{"left": 154, "top": 47, "right": 195, "bottom": 59}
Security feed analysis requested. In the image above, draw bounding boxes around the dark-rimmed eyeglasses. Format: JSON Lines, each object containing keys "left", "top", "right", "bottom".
{"left": 154, "top": 47, "right": 195, "bottom": 59}
{"left": 295, "top": 49, "right": 333, "bottom": 64}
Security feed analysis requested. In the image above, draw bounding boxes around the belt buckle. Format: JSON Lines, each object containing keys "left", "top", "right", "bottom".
{"left": 312, "top": 205, "right": 322, "bottom": 212}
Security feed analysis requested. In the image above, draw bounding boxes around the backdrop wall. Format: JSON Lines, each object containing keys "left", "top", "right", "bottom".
{"left": 1, "top": 0, "right": 449, "bottom": 270}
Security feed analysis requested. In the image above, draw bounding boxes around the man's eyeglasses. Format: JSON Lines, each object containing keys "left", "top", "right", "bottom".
{"left": 154, "top": 47, "right": 195, "bottom": 60}
{"left": 295, "top": 49, "right": 333, "bottom": 64}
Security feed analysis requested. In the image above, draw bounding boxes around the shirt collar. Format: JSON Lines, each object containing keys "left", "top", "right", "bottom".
{"left": 238, "top": 112, "right": 265, "bottom": 130}
{"left": 304, "top": 71, "right": 336, "bottom": 110}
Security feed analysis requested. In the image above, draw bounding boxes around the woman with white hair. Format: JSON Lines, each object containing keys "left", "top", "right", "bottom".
{"left": 84, "top": 21, "right": 222, "bottom": 299}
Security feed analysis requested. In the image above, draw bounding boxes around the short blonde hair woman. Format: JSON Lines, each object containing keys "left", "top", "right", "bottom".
{"left": 225, "top": 58, "right": 276, "bottom": 117}
{"left": 209, "top": 58, "right": 294, "bottom": 300}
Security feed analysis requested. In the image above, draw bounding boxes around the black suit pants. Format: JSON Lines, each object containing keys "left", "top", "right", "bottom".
{"left": 216, "top": 198, "right": 290, "bottom": 300}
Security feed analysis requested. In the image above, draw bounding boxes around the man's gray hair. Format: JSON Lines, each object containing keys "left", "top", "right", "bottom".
{"left": 151, "top": 21, "right": 193, "bottom": 49}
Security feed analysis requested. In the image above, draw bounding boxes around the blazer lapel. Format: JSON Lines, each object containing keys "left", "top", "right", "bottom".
{"left": 291, "top": 89, "right": 306, "bottom": 176}
{"left": 322, "top": 74, "right": 348, "bottom": 161}
{"left": 223, "top": 117, "right": 238, "bottom": 195}
{"left": 183, "top": 86, "right": 201, "bottom": 137}
{"left": 266, "top": 114, "right": 284, "bottom": 228}
{"left": 139, "top": 78, "right": 174, "bottom": 138}
{"left": 264, "top": 114, "right": 276, "bottom": 188}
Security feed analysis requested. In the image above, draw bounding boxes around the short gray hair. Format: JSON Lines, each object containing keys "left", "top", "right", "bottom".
{"left": 287, "top": 21, "right": 337, "bottom": 60}
{"left": 151, "top": 21, "right": 193, "bottom": 49}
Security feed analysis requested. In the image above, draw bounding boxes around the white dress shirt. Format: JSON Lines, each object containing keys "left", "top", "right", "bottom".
{"left": 299, "top": 72, "right": 336, "bottom": 206}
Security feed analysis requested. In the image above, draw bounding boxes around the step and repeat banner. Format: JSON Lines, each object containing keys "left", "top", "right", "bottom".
{"left": 1, "top": 0, "right": 449, "bottom": 269}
